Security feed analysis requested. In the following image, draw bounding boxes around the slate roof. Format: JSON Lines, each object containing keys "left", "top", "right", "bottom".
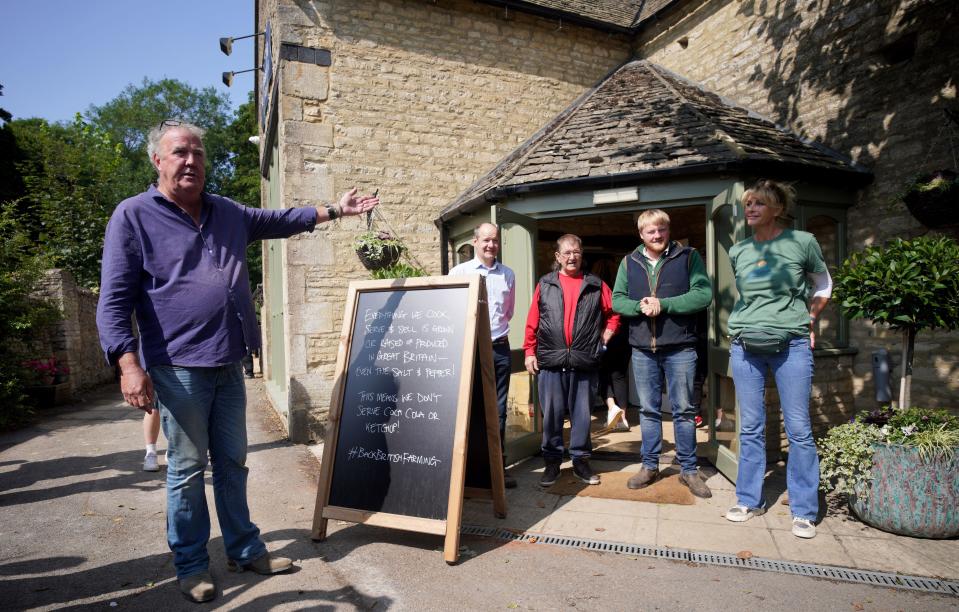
{"left": 479, "top": 1, "right": 676, "bottom": 31}
{"left": 438, "top": 60, "right": 870, "bottom": 221}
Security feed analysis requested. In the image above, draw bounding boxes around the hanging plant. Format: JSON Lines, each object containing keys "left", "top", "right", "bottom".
{"left": 902, "top": 169, "right": 959, "bottom": 228}
{"left": 353, "top": 230, "right": 404, "bottom": 271}
{"left": 370, "top": 262, "right": 427, "bottom": 280}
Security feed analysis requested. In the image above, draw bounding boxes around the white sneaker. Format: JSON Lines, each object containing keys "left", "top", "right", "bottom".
{"left": 725, "top": 504, "right": 765, "bottom": 522}
{"left": 606, "top": 406, "right": 630, "bottom": 431}
{"left": 792, "top": 517, "right": 817, "bottom": 539}
{"left": 143, "top": 453, "right": 159, "bottom": 472}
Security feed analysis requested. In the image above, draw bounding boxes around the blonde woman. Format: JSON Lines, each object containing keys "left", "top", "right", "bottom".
{"left": 724, "top": 179, "right": 831, "bottom": 539}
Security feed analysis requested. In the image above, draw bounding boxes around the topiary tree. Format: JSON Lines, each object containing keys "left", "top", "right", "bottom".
{"left": 834, "top": 235, "right": 959, "bottom": 409}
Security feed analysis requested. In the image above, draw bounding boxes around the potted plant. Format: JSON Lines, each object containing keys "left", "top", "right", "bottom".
{"left": 820, "top": 406, "right": 959, "bottom": 538}
{"left": 826, "top": 236, "right": 959, "bottom": 537}
{"left": 21, "top": 357, "right": 71, "bottom": 407}
{"left": 353, "top": 230, "right": 404, "bottom": 271}
{"left": 902, "top": 170, "right": 958, "bottom": 228}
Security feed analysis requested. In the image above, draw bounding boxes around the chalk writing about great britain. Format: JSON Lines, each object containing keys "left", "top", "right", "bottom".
{"left": 328, "top": 286, "right": 468, "bottom": 519}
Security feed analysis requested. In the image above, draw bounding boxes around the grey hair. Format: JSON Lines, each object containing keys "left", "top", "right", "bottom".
{"left": 473, "top": 222, "right": 498, "bottom": 240}
{"left": 146, "top": 121, "right": 206, "bottom": 168}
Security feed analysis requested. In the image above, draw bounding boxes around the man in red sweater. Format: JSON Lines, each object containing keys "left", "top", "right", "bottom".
{"left": 524, "top": 234, "right": 620, "bottom": 487}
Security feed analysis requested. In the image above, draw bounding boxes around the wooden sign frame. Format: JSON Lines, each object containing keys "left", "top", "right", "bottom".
{"left": 311, "top": 275, "right": 507, "bottom": 564}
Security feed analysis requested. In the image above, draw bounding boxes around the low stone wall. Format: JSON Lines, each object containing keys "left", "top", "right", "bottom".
{"left": 35, "top": 269, "right": 114, "bottom": 396}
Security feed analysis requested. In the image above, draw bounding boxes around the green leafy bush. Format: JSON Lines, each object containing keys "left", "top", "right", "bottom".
{"left": 819, "top": 421, "right": 884, "bottom": 496}
{"left": 833, "top": 236, "right": 959, "bottom": 408}
{"left": 0, "top": 201, "right": 61, "bottom": 428}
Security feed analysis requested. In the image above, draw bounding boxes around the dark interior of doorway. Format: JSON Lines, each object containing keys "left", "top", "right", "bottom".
{"left": 533, "top": 205, "right": 708, "bottom": 461}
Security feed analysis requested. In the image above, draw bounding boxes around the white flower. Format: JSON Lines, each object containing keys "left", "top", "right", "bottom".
{"left": 880, "top": 425, "right": 891, "bottom": 437}
{"left": 901, "top": 424, "right": 917, "bottom": 436}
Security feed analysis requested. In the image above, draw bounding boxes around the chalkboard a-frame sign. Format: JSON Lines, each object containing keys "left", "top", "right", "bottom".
{"left": 311, "top": 275, "right": 507, "bottom": 564}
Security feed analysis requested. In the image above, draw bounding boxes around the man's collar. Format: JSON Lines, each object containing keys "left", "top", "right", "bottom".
{"left": 472, "top": 257, "right": 499, "bottom": 271}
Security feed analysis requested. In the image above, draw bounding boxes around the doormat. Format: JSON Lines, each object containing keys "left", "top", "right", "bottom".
{"left": 546, "top": 470, "right": 694, "bottom": 505}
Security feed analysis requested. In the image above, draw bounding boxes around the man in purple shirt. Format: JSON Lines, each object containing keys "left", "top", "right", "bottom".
{"left": 96, "top": 120, "right": 378, "bottom": 603}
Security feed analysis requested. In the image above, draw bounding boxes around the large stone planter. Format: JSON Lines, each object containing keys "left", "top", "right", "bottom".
{"left": 849, "top": 443, "right": 959, "bottom": 538}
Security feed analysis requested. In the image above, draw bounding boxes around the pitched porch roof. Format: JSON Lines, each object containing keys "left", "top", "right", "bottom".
{"left": 474, "top": 1, "right": 675, "bottom": 32}
{"left": 438, "top": 60, "right": 870, "bottom": 223}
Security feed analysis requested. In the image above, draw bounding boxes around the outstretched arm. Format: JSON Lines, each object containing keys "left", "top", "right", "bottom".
{"left": 316, "top": 188, "right": 380, "bottom": 222}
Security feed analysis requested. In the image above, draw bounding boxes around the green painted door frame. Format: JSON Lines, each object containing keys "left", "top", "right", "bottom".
{"left": 492, "top": 205, "right": 543, "bottom": 461}
{"left": 703, "top": 182, "right": 745, "bottom": 483}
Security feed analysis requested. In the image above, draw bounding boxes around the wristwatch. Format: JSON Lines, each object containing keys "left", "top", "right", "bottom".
{"left": 324, "top": 203, "right": 339, "bottom": 220}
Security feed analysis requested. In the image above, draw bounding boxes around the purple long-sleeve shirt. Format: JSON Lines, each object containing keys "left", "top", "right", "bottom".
{"left": 96, "top": 185, "right": 317, "bottom": 369}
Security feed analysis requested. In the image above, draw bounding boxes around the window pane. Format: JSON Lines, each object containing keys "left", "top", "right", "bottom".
{"left": 456, "top": 244, "right": 474, "bottom": 265}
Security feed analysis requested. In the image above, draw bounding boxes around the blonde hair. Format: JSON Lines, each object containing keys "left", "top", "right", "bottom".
{"left": 743, "top": 179, "right": 796, "bottom": 223}
{"left": 636, "top": 209, "right": 671, "bottom": 232}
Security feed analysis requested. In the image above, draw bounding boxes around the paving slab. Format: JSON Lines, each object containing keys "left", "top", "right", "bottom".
{"left": 2, "top": 382, "right": 957, "bottom": 610}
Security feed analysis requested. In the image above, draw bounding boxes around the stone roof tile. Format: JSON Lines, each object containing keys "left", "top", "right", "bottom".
{"left": 439, "top": 60, "right": 867, "bottom": 220}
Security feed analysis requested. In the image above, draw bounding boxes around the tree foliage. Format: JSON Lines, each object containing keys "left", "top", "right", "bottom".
{"left": 219, "top": 92, "right": 263, "bottom": 286}
{"left": 85, "top": 78, "right": 233, "bottom": 193}
{"left": 13, "top": 115, "right": 127, "bottom": 288}
{"left": 834, "top": 235, "right": 959, "bottom": 408}
{"left": 0, "top": 201, "right": 60, "bottom": 428}
{"left": 834, "top": 236, "right": 959, "bottom": 332}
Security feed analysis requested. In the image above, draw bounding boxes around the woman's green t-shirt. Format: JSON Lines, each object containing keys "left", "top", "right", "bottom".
{"left": 727, "top": 229, "right": 827, "bottom": 338}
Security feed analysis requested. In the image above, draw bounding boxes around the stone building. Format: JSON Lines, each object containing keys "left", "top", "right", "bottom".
{"left": 252, "top": 0, "right": 957, "bottom": 478}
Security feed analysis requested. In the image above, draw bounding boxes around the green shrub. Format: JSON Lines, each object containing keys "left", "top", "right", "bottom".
{"left": 0, "top": 201, "right": 61, "bottom": 428}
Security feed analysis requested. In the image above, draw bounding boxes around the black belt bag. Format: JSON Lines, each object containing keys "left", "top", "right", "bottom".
{"left": 735, "top": 329, "right": 793, "bottom": 355}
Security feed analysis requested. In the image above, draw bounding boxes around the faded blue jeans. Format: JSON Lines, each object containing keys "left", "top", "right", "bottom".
{"left": 631, "top": 346, "right": 699, "bottom": 475}
{"left": 730, "top": 337, "right": 819, "bottom": 521}
{"left": 150, "top": 363, "right": 266, "bottom": 578}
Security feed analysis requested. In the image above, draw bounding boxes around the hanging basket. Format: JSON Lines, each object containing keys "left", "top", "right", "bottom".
{"left": 355, "top": 243, "right": 402, "bottom": 270}
{"left": 903, "top": 170, "right": 959, "bottom": 228}
{"left": 353, "top": 230, "right": 404, "bottom": 270}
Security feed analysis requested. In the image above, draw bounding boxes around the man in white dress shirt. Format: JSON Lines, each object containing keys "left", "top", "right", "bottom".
{"left": 449, "top": 223, "right": 517, "bottom": 488}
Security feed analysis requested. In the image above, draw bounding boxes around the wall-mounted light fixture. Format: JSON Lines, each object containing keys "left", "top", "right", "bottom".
{"left": 222, "top": 67, "right": 262, "bottom": 87}
{"left": 219, "top": 32, "right": 264, "bottom": 56}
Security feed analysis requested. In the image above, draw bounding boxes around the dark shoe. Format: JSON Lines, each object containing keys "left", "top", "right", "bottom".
{"left": 178, "top": 571, "right": 215, "bottom": 603}
{"left": 627, "top": 467, "right": 659, "bottom": 489}
{"left": 502, "top": 456, "right": 517, "bottom": 489}
{"left": 540, "top": 462, "right": 561, "bottom": 487}
{"left": 572, "top": 459, "right": 600, "bottom": 485}
{"left": 679, "top": 470, "right": 712, "bottom": 498}
{"left": 227, "top": 552, "right": 293, "bottom": 575}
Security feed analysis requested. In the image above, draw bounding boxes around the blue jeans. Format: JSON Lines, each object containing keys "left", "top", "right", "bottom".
{"left": 150, "top": 363, "right": 266, "bottom": 578}
{"left": 538, "top": 368, "right": 596, "bottom": 462}
{"left": 730, "top": 337, "right": 819, "bottom": 521}
{"left": 631, "top": 346, "right": 699, "bottom": 474}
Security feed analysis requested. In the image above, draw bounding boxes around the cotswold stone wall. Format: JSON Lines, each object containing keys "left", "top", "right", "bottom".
{"left": 35, "top": 269, "right": 115, "bottom": 396}
{"left": 637, "top": 0, "right": 959, "bottom": 412}
{"left": 259, "top": 0, "right": 631, "bottom": 438}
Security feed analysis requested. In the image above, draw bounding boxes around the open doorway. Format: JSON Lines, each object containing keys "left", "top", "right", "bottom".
{"left": 530, "top": 205, "right": 710, "bottom": 461}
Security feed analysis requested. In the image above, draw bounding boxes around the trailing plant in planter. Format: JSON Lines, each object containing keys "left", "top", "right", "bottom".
{"left": 833, "top": 235, "right": 959, "bottom": 409}
{"left": 820, "top": 406, "right": 959, "bottom": 537}
{"left": 902, "top": 170, "right": 958, "bottom": 228}
{"left": 370, "top": 262, "right": 426, "bottom": 280}
{"left": 353, "top": 230, "right": 404, "bottom": 271}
